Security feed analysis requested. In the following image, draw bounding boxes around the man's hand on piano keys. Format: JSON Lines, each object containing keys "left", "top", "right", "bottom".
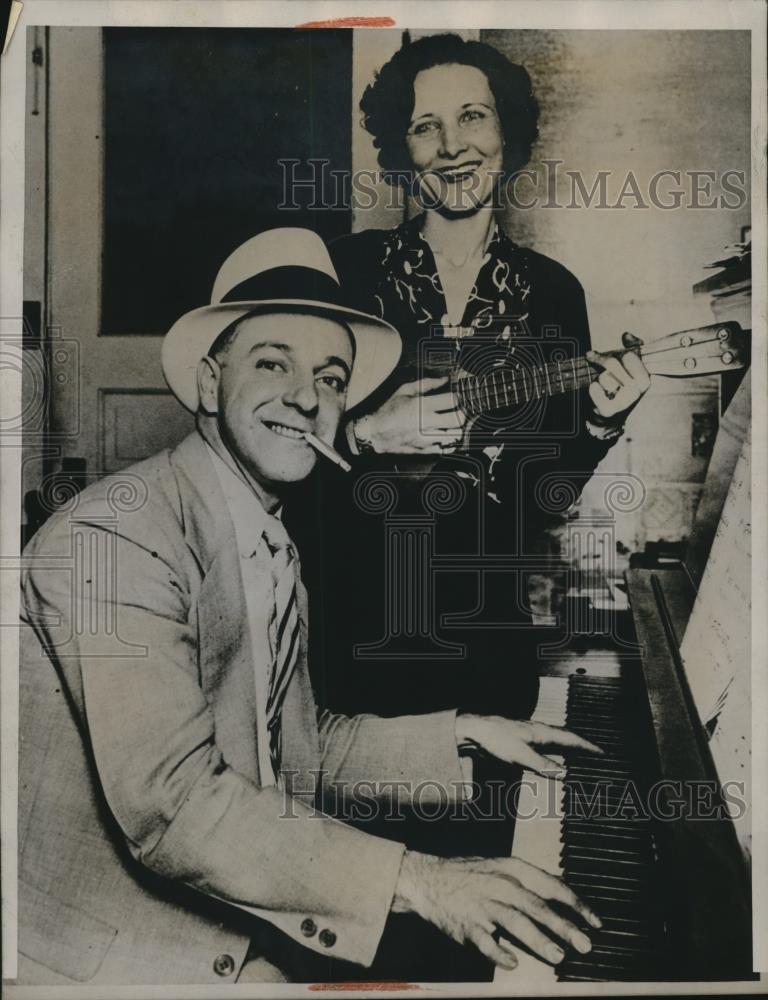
{"left": 455, "top": 715, "right": 604, "bottom": 778}
{"left": 392, "top": 851, "right": 602, "bottom": 970}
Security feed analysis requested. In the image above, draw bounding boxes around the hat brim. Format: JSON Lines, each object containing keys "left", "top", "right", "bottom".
{"left": 162, "top": 299, "right": 402, "bottom": 413}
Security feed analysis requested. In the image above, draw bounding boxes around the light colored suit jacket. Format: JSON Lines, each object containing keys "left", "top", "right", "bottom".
{"left": 17, "top": 431, "right": 467, "bottom": 985}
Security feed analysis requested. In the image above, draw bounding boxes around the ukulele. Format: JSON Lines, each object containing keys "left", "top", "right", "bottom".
{"left": 386, "top": 321, "right": 749, "bottom": 477}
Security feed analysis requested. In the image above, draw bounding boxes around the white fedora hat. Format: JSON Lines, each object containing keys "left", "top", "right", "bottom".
{"left": 162, "top": 227, "right": 401, "bottom": 412}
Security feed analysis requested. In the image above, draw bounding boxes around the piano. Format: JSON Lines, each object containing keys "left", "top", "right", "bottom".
{"left": 495, "top": 367, "right": 753, "bottom": 984}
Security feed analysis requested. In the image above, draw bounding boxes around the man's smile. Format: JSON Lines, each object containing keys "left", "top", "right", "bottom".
{"left": 263, "top": 419, "right": 310, "bottom": 440}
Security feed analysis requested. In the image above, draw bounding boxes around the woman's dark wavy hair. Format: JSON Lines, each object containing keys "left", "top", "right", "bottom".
{"left": 360, "top": 33, "right": 539, "bottom": 186}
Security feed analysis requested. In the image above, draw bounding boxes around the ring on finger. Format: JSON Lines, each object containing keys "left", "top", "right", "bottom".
{"left": 599, "top": 376, "right": 620, "bottom": 398}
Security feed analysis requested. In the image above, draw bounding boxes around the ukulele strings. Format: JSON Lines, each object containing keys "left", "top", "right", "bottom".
{"left": 452, "top": 331, "right": 734, "bottom": 416}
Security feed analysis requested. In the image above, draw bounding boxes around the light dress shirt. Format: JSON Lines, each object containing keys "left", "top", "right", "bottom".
{"left": 205, "top": 443, "right": 286, "bottom": 787}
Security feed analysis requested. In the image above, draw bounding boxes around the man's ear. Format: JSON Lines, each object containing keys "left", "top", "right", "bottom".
{"left": 197, "top": 355, "right": 221, "bottom": 415}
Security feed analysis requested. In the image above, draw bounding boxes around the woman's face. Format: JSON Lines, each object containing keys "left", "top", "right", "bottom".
{"left": 406, "top": 63, "right": 504, "bottom": 215}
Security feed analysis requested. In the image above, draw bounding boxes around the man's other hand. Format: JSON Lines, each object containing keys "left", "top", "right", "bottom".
{"left": 455, "top": 715, "right": 603, "bottom": 779}
{"left": 393, "top": 851, "right": 601, "bottom": 969}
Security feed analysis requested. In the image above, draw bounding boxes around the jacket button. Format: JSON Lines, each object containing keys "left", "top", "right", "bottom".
{"left": 319, "top": 928, "right": 337, "bottom": 948}
{"left": 300, "top": 917, "right": 317, "bottom": 937}
{"left": 213, "top": 953, "right": 235, "bottom": 977}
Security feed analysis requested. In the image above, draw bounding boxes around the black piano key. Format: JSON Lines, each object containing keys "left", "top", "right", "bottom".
{"left": 568, "top": 714, "right": 627, "bottom": 725}
{"left": 562, "top": 840, "right": 653, "bottom": 861}
{"left": 588, "top": 941, "right": 656, "bottom": 960}
{"left": 567, "top": 882, "right": 649, "bottom": 904}
{"left": 562, "top": 818, "right": 652, "bottom": 833}
{"left": 562, "top": 774, "right": 634, "bottom": 786}
{"left": 568, "top": 698, "right": 629, "bottom": 707}
{"left": 565, "top": 870, "right": 652, "bottom": 892}
{"left": 562, "top": 790, "right": 636, "bottom": 804}
{"left": 566, "top": 871, "right": 647, "bottom": 891}
{"left": 567, "top": 753, "right": 634, "bottom": 767}
{"left": 568, "top": 883, "right": 654, "bottom": 907}
{"left": 562, "top": 827, "right": 649, "bottom": 845}
{"left": 566, "top": 769, "right": 635, "bottom": 780}
{"left": 572, "top": 902, "right": 650, "bottom": 926}
{"left": 565, "top": 778, "right": 636, "bottom": 793}
{"left": 559, "top": 956, "right": 637, "bottom": 977}
{"left": 563, "top": 954, "right": 655, "bottom": 981}
{"left": 570, "top": 677, "right": 621, "bottom": 684}
{"left": 566, "top": 732, "right": 626, "bottom": 747}
{"left": 563, "top": 795, "right": 642, "bottom": 814}
{"left": 562, "top": 829, "right": 651, "bottom": 849}
{"left": 564, "top": 847, "right": 652, "bottom": 867}
{"left": 599, "top": 915, "right": 654, "bottom": 933}
{"left": 559, "top": 974, "right": 612, "bottom": 982}
{"left": 593, "top": 929, "right": 657, "bottom": 949}
{"left": 564, "top": 823, "right": 648, "bottom": 839}
{"left": 563, "top": 855, "right": 651, "bottom": 872}
{"left": 567, "top": 710, "right": 627, "bottom": 721}
{"left": 562, "top": 843, "right": 651, "bottom": 861}
{"left": 567, "top": 709, "right": 629, "bottom": 716}
{"left": 569, "top": 721, "right": 633, "bottom": 732}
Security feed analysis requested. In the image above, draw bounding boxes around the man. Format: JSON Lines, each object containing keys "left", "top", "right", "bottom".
{"left": 18, "top": 228, "right": 601, "bottom": 986}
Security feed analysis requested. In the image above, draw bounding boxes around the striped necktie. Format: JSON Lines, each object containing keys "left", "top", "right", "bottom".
{"left": 263, "top": 516, "right": 301, "bottom": 781}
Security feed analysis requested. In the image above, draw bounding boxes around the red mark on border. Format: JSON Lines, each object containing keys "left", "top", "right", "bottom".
{"left": 308, "top": 984, "right": 419, "bottom": 992}
{"left": 297, "top": 16, "right": 395, "bottom": 28}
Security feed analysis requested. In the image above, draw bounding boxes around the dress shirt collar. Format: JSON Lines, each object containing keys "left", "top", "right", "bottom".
{"left": 203, "top": 441, "right": 279, "bottom": 558}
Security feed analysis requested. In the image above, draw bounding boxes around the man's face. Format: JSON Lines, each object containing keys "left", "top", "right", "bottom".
{"left": 202, "top": 312, "right": 353, "bottom": 488}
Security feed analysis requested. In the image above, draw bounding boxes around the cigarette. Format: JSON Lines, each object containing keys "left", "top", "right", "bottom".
{"left": 303, "top": 432, "right": 352, "bottom": 473}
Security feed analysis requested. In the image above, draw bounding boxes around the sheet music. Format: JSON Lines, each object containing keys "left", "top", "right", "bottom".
{"left": 680, "top": 425, "right": 751, "bottom": 858}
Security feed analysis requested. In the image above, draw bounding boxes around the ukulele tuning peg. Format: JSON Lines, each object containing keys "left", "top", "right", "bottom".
{"left": 621, "top": 331, "right": 643, "bottom": 348}
{"left": 680, "top": 335, "right": 693, "bottom": 347}
{"left": 722, "top": 351, "right": 734, "bottom": 365}
{"left": 717, "top": 328, "right": 730, "bottom": 341}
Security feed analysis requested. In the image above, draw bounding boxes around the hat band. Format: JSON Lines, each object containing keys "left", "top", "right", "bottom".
{"left": 219, "top": 265, "right": 346, "bottom": 309}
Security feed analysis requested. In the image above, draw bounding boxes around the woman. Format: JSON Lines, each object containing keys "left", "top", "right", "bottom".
{"left": 290, "top": 33, "right": 648, "bottom": 718}
{"left": 337, "top": 33, "right": 645, "bottom": 464}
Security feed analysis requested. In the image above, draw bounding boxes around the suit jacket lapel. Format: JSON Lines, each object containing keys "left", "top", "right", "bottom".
{"left": 170, "top": 434, "right": 263, "bottom": 781}
{"left": 168, "top": 432, "right": 321, "bottom": 791}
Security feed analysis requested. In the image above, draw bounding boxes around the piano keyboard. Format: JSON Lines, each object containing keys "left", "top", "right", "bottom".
{"left": 495, "top": 673, "right": 666, "bottom": 984}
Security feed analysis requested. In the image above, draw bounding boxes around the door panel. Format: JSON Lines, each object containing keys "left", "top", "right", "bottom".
{"left": 47, "top": 27, "right": 179, "bottom": 479}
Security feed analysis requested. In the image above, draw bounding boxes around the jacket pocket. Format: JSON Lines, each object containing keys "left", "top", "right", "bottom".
{"left": 19, "top": 877, "right": 118, "bottom": 982}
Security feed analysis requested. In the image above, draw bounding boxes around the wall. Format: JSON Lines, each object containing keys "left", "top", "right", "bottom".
{"left": 484, "top": 29, "right": 750, "bottom": 347}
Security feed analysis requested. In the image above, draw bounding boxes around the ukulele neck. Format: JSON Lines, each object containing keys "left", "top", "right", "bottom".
{"left": 452, "top": 350, "right": 620, "bottom": 418}
{"left": 448, "top": 323, "right": 746, "bottom": 420}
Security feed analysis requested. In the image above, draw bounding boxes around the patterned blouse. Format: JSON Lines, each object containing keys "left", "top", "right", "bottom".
{"left": 372, "top": 216, "right": 532, "bottom": 335}
{"left": 330, "top": 213, "right": 612, "bottom": 510}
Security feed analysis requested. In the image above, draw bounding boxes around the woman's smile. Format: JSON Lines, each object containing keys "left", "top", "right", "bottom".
{"left": 433, "top": 160, "right": 484, "bottom": 181}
